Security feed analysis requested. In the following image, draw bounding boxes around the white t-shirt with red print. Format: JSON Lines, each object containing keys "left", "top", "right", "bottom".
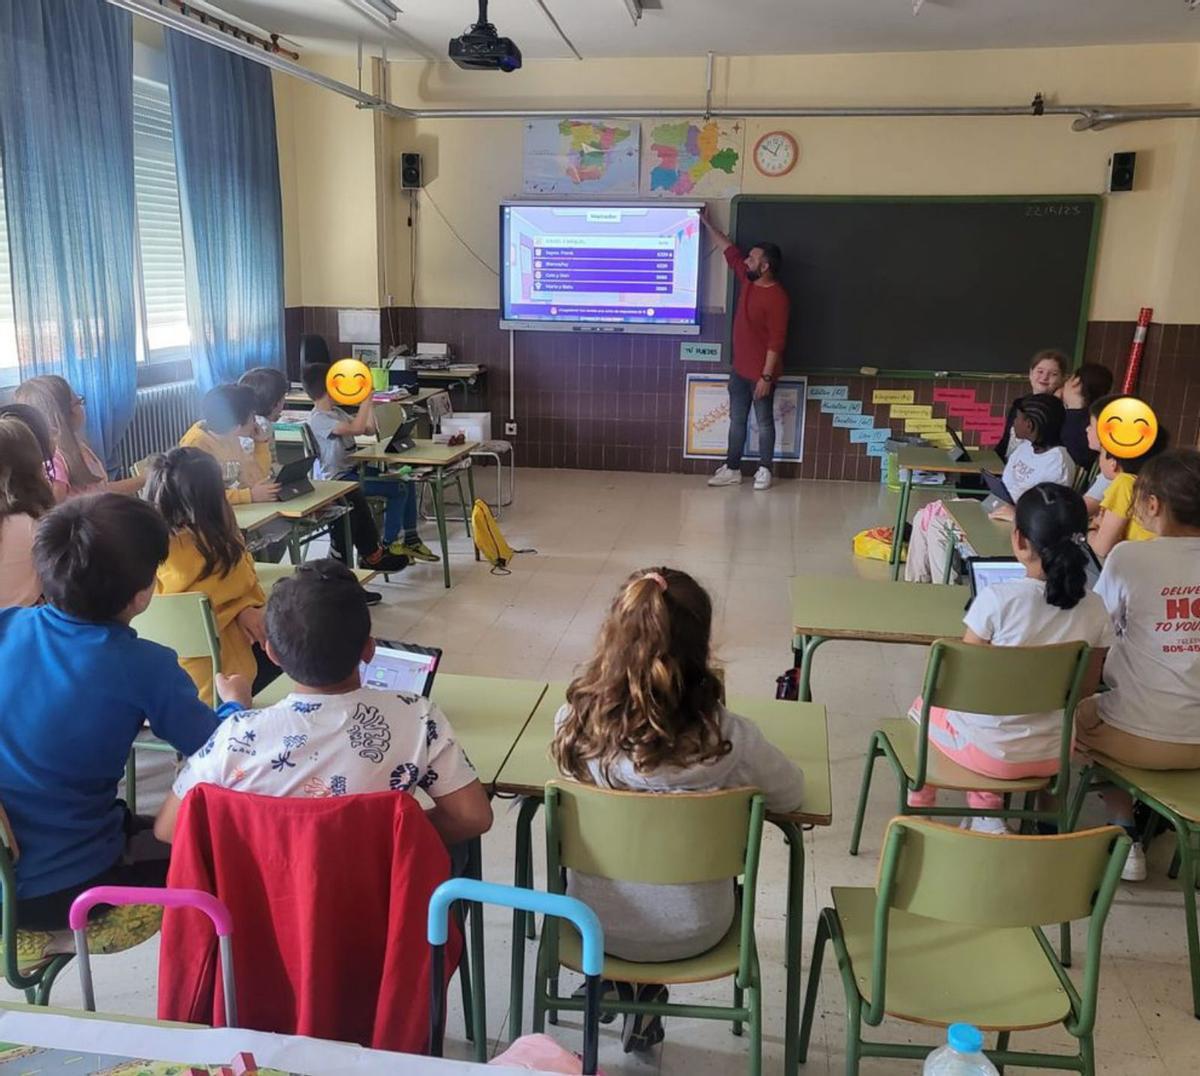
{"left": 1000, "top": 440, "right": 1075, "bottom": 501}
{"left": 1094, "top": 537, "right": 1200, "bottom": 743}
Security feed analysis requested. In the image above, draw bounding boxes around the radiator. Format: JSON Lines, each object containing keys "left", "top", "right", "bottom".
{"left": 115, "top": 380, "right": 199, "bottom": 474}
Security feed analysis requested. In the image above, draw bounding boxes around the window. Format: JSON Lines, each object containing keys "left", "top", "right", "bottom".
{"left": 133, "top": 75, "right": 189, "bottom": 363}
{"left": 0, "top": 153, "right": 17, "bottom": 385}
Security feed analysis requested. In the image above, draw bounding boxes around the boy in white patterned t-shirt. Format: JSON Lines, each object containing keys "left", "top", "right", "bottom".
{"left": 154, "top": 560, "right": 492, "bottom": 847}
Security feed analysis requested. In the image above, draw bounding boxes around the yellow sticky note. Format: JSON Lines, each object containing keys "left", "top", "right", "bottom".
{"left": 904, "top": 418, "right": 948, "bottom": 433}
{"left": 871, "top": 390, "right": 915, "bottom": 404}
{"left": 891, "top": 405, "right": 933, "bottom": 419}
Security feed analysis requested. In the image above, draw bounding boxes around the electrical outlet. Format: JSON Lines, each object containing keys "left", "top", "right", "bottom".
{"left": 505, "top": 421, "right": 518, "bottom": 437}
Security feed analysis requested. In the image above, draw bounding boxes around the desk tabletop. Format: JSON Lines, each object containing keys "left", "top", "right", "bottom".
{"left": 231, "top": 501, "right": 282, "bottom": 531}
{"left": 494, "top": 684, "right": 832, "bottom": 827}
{"left": 944, "top": 498, "right": 1014, "bottom": 559}
{"left": 273, "top": 478, "right": 358, "bottom": 519}
{"left": 897, "top": 445, "right": 1004, "bottom": 476}
{"left": 254, "top": 562, "right": 377, "bottom": 588}
{"left": 791, "top": 574, "right": 966, "bottom": 644}
{"left": 352, "top": 439, "right": 477, "bottom": 468}
{"left": 251, "top": 673, "right": 547, "bottom": 786}
{"left": 0, "top": 1007, "right": 491, "bottom": 1074}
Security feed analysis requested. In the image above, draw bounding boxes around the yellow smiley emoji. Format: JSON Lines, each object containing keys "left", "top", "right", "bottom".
{"left": 1097, "top": 396, "right": 1159, "bottom": 459}
{"left": 326, "top": 359, "right": 374, "bottom": 406}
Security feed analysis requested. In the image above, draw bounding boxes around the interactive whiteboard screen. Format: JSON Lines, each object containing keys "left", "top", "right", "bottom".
{"left": 500, "top": 201, "right": 703, "bottom": 335}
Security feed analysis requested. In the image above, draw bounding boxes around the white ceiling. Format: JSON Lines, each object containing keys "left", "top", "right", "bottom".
{"left": 205, "top": 0, "right": 1200, "bottom": 61}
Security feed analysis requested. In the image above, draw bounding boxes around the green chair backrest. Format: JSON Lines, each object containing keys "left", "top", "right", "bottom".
{"left": 882, "top": 816, "right": 1127, "bottom": 928}
{"left": 923, "top": 638, "right": 1089, "bottom": 716}
{"left": 546, "top": 779, "right": 758, "bottom": 885}
{"left": 131, "top": 592, "right": 221, "bottom": 667}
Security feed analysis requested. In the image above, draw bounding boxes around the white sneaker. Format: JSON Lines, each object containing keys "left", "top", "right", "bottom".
{"left": 753, "top": 467, "right": 772, "bottom": 491}
{"left": 707, "top": 465, "right": 742, "bottom": 487}
{"left": 1121, "top": 842, "right": 1147, "bottom": 882}
{"left": 966, "top": 816, "right": 1012, "bottom": 836}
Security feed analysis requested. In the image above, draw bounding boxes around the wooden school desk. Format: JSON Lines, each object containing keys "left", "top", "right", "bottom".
{"left": 493, "top": 687, "right": 831, "bottom": 1076}
{"left": 888, "top": 445, "right": 1004, "bottom": 579}
{"left": 942, "top": 498, "right": 1014, "bottom": 582}
{"left": 351, "top": 441, "right": 478, "bottom": 589}
{"left": 790, "top": 575, "right": 966, "bottom": 702}
{"left": 232, "top": 479, "right": 359, "bottom": 565}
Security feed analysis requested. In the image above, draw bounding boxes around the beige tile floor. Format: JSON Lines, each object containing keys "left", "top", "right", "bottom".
{"left": 6, "top": 468, "right": 1192, "bottom": 1074}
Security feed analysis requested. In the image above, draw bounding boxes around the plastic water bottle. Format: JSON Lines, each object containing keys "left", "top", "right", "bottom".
{"left": 923, "top": 1023, "right": 999, "bottom": 1075}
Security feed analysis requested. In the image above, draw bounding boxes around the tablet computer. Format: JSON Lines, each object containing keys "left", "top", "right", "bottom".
{"left": 360, "top": 641, "right": 442, "bottom": 698}
{"left": 966, "top": 556, "right": 1026, "bottom": 603}
{"left": 981, "top": 469, "right": 1014, "bottom": 505}
{"left": 946, "top": 424, "right": 972, "bottom": 463}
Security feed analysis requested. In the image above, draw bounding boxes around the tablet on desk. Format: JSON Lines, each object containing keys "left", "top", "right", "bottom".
{"left": 360, "top": 642, "right": 442, "bottom": 698}
{"left": 966, "top": 556, "right": 1026, "bottom": 606}
{"left": 274, "top": 456, "right": 316, "bottom": 501}
{"left": 383, "top": 418, "right": 419, "bottom": 453}
{"left": 980, "top": 470, "right": 1014, "bottom": 505}
{"left": 946, "top": 424, "right": 972, "bottom": 463}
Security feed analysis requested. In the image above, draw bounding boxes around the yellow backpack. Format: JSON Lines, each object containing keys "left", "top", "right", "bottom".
{"left": 471, "top": 499, "right": 516, "bottom": 573}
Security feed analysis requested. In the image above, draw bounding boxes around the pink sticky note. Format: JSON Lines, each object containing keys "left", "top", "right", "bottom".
{"left": 947, "top": 401, "right": 995, "bottom": 418}
{"left": 933, "top": 388, "right": 977, "bottom": 403}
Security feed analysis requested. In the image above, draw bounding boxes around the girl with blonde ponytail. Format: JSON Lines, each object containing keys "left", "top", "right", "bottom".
{"left": 552, "top": 567, "right": 805, "bottom": 1050}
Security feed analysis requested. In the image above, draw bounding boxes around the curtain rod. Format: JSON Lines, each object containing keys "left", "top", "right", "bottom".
{"left": 106, "top": 0, "right": 1200, "bottom": 131}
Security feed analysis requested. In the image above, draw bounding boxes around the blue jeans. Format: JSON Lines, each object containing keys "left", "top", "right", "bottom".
{"left": 360, "top": 473, "right": 419, "bottom": 545}
{"left": 725, "top": 371, "right": 775, "bottom": 472}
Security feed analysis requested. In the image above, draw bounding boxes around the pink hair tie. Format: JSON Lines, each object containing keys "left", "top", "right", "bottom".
{"left": 643, "top": 571, "right": 668, "bottom": 592}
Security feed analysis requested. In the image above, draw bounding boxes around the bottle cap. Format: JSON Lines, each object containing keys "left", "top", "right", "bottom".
{"left": 948, "top": 1023, "right": 984, "bottom": 1054}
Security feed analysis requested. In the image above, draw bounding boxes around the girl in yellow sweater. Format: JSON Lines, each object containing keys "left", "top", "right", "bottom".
{"left": 144, "top": 448, "right": 281, "bottom": 704}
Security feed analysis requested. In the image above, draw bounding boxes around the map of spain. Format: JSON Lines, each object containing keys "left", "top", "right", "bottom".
{"left": 643, "top": 118, "right": 744, "bottom": 198}
{"left": 522, "top": 118, "right": 641, "bottom": 195}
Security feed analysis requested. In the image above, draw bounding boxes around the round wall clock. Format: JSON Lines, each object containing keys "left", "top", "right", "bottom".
{"left": 753, "top": 130, "right": 799, "bottom": 177}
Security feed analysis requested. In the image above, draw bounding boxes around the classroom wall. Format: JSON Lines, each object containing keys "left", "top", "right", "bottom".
{"left": 281, "top": 42, "right": 1200, "bottom": 475}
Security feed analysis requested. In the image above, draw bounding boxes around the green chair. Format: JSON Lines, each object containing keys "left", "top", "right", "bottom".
{"left": 533, "top": 781, "right": 766, "bottom": 1075}
{"left": 126, "top": 592, "right": 222, "bottom": 813}
{"left": 0, "top": 802, "right": 162, "bottom": 1005}
{"left": 1069, "top": 758, "right": 1200, "bottom": 1018}
{"left": 800, "top": 816, "right": 1130, "bottom": 1075}
{"left": 850, "top": 639, "right": 1091, "bottom": 851}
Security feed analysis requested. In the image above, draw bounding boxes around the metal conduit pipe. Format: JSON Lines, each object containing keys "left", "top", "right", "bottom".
{"left": 106, "top": 0, "right": 1200, "bottom": 130}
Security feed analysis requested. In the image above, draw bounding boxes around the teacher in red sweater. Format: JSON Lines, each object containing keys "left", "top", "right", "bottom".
{"left": 701, "top": 208, "right": 790, "bottom": 491}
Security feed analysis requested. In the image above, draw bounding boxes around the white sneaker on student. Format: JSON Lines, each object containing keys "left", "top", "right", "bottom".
{"left": 753, "top": 467, "right": 772, "bottom": 491}
{"left": 708, "top": 465, "right": 742, "bottom": 487}
{"left": 967, "top": 816, "right": 1012, "bottom": 836}
{"left": 1121, "top": 842, "right": 1147, "bottom": 882}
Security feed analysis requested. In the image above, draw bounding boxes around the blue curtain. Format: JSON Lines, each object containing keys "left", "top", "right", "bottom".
{"left": 0, "top": 0, "right": 137, "bottom": 468}
{"left": 166, "top": 30, "right": 285, "bottom": 392}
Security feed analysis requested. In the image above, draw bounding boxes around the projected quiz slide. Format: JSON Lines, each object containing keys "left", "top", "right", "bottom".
{"left": 502, "top": 204, "right": 701, "bottom": 327}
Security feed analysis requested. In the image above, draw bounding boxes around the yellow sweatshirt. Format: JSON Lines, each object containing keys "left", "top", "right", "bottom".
{"left": 156, "top": 531, "right": 267, "bottom": 705}
{"left": 179, "top": 422, "right": 271, "bottom": 506}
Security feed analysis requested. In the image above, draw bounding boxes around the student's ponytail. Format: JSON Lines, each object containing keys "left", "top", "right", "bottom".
{"left": 1014, "top": 483, "right": 1090, "bottom": 610}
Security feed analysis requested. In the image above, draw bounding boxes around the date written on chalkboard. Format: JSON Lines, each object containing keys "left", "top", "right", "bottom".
{"left": 1025, "top": 204, "right": 1083, "bottom": 217}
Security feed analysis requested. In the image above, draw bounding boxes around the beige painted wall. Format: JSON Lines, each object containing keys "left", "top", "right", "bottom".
{"left": 274, "top": 56, "right": 379, "bottom": 308}
{"left": 373, "top": 43, "right": 1200, "bottom": 321}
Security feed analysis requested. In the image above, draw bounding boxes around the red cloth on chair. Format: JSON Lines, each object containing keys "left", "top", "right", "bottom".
{"left": 157, "top": 784, "right": 460, "bottom": 1052}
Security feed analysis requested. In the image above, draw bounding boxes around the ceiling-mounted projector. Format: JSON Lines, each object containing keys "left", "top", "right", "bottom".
{"left": 449, "top": 0, "right": 522, "bottom": 72}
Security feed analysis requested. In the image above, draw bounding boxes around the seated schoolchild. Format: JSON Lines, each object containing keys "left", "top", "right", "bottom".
{"left": 1078, "top": 448, "right": 1200, "bottom": 881}
{"left": 154, "top": 558, "right": 492, "bottom": 848}
{"left": 144, "top": 448, "right": 282, "bottom": 704}
{"left": 180, "top": 384, "right": 280, "bottom": 506}
{"left": 0, "top": 493, "right": 247, "bottom": 929}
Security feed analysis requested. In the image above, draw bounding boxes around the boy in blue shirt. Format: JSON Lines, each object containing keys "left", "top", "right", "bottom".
{"left": 0, "top": 493, "right": 250, "bottom": 929}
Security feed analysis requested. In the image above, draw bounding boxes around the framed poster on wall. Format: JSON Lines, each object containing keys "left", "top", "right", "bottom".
{"left": 683, "top": 372, "right": 807, "bottom": 461}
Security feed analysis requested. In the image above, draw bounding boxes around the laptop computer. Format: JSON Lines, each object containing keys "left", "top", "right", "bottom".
{"left": 274, "top": 455, "right": 316, "bottom": 501}
{"left": 946, "top": 423, "right": 972, "bottom": 463}
{"left": 360, "top": 641, "right": 442, "bottom": 698}
{"left": 966, "top": 556, "right": 1027, "bottom": 605}
{"left": 384, "top": 417, "right": 419, "bottom": 453}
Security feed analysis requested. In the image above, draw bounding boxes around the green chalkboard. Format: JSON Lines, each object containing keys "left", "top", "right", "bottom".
{"left": 728, "top": 195, "right": 1102, "bottom": 376}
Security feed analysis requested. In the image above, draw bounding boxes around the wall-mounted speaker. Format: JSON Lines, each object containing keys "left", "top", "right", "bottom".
{"left": 401, "top": 152, "right": 423, "bottom": 190}
{"left": 1107, "top": 151, "right": 1136, "bottom": 192}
